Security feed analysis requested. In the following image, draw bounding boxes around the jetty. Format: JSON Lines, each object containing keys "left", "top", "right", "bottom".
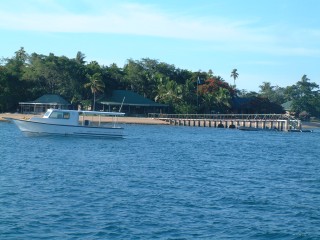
{"left": 149, "top": 113, "right": 301, "bottom": 131}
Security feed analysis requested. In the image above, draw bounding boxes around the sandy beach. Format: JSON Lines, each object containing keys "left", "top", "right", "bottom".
{"left": 0, "top": 113, "right": 169, "bottom": 125}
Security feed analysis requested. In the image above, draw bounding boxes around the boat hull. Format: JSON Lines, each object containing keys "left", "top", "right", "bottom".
{"left": 11, "top": 119, "right": 124, "bottom": 138}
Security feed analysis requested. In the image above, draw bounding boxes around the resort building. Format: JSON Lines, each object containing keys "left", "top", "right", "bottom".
{"left": 19, "top": 94, "right": 70, "bottom": 113}
{"left": 99, "top": 90, "right": 168, "bottom": 116}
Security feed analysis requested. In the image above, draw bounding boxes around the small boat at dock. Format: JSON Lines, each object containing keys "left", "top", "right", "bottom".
{"left": 237, "top": 126, "right": 261, "bottom": 131}
{"left": 238, "top": 126, "right": 313, "bottom": 132}
{"left": 237, "top": 126, "right": 278, "bottom": 131}
{"left": 288, "top": 129, "right": 313, "bottom": 133}
{"left": 5, "top": 109, "right": 125, "bottom": 138}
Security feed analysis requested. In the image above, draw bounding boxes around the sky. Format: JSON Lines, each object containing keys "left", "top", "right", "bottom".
{"left": 1, "top": 0, "right": 320, "bottom": 92}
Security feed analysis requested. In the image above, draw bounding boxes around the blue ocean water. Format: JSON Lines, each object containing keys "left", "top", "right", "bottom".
{"left": 1, "top": 121, "right": 320, "bottom": 240}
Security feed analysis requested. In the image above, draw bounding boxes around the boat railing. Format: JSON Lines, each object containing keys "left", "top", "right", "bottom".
{"left": 80, "top": 112, "right": 124, "bottom": 128}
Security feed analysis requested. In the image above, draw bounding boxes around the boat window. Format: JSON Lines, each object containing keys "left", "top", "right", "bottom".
{"left": 49, "top": 111, "right": 70, "bottom": 119}
{"left": 63, "top": 113, "right": 70, "bottom": 119}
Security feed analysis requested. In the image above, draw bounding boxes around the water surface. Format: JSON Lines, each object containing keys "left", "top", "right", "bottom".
{"left": 1, "top": 122, "right": 320, "bottom": 239}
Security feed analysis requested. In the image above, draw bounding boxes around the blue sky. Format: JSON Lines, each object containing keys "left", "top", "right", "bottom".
{"left": 1, "top": 0, "right": 320, "bottom": 91}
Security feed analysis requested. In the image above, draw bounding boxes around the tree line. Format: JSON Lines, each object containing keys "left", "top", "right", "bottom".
{"left": 1, "top": 47, "right": 320, "bottom": 118}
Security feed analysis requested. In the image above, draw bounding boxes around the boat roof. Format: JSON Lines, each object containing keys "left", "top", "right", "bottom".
{"left": 47, "top": 109, "right": 125, "bottom": 116}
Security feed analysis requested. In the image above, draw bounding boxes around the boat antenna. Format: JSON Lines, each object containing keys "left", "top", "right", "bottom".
{"left": 119, "top": 97, "right": 125, "bottom": 112}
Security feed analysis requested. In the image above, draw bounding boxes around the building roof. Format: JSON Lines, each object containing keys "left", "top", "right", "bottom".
{"left": 281, "top": 101, "right": 293, "bottom": 111}
{"left": 99, "top": 90, "right": 168, "bottom": 107}
{"left": 232, "top": 96, "right": 255, "bottom": 109}
{"left": 20, "top": 94, "right": 70, "bottom": 105}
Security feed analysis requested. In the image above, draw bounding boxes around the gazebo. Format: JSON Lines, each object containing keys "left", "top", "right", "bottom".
{"left": 19, "top": 94, "right": 70, "bottom": 113}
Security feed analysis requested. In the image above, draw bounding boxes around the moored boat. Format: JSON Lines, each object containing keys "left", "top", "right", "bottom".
{"left": 288, "top": 129, "right": 313, "bottom": 133}
{"left": 5, "top": 109, "right": 125, "bottom": 138}
{"left": 237, "top": 126, "right": 278, "bottom": 131}
{"left": 237, "top": 126, "right": 261, "bottom": 131}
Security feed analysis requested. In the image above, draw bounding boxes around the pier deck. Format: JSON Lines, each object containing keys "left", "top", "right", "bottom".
{"left": 149, "top": 113, "right": 301, "bottom": 131}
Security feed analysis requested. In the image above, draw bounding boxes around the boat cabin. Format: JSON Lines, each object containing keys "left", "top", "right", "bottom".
{"left": 31, "top": 109, "right": 80, "bottom": 126}
{"left": 30, "top": 109, "right": 125, "bottom": 127}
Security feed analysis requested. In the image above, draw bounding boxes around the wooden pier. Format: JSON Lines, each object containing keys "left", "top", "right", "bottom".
{"left": 148, "top": 113, "right": 301, "bottom": 131}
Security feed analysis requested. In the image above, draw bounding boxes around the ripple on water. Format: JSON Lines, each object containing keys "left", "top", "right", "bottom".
{"left": 1, "top": 123, "right": 320, "bottom": 239}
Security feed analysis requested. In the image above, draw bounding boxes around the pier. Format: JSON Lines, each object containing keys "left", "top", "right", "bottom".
{"left": 148, "top": 113, "right": 301, "bottom": 131}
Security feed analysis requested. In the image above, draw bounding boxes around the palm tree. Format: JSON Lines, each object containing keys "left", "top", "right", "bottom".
{"left": 84, "top": 73, "right": 105, "bottom": 111}
{"left": 230, "top": 69, "right": 239, "bottom": 86}
{"left": 75, "top": 51, "right": 86, "bottom": 65}
{"left": 259, "top": 82, "right": 274, "bottom": 99}
{"left": 155, "top": 79, "right": 182, "bottom": 104}
{"left": 182, "top": 78, "right": 197, "bottom": 105}
{"left": 214, "top": 87, "right": 231, "bottom": 112}
{"left": 297, "top": 74, "right": 318, "bottom": 97}
{"left": 202, "top": 93, "right": 216, "bottom": 113}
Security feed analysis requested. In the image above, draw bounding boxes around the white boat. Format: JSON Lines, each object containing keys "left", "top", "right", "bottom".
{"left": 6, "top": 109, "right": 125, "bottom": 138}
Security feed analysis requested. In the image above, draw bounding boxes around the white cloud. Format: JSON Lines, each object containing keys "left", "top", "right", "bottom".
{"left": 0, "top": 1, "right": 270, "bottom": 42}
{"left": 1, "top": 1, "right": 319, "bottom": 58}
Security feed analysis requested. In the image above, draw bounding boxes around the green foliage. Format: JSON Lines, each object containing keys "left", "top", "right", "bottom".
{"left": 0, "top": 66, "right": 9, "bottom": 112}
{"left": 257, "top": 76, "right": 320, "bottom": 118}
{"left": 259, "top": 82, "right": 285, "bottom": 105}
{"left": 1, "top": 48, "right": 320, "bottom": 117}
{"left": 197, "top": 77, "right": 233, "bottom": 113}
{"left": 288, "top": 75, "right": 320, "bottom": 118}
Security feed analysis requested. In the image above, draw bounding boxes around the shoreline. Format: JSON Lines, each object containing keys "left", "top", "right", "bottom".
{"left": 0, "top": 113, "right": 169, "bottom": 125}
{"left": 301, "top": 121, "right": 320, "bottom": 129}
{"left": 1, "top": 113, "right": 319, "bottom": 129}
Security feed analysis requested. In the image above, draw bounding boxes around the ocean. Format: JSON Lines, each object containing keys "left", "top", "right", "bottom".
{"left": 1, "top": 122, "right": 320, "bottom": 239}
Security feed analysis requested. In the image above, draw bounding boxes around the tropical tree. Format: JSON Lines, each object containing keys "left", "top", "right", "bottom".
{"left": 84, "top": 73, "right": 105, "bottom": 110}
{"left": 309, "top": 94, "right": 320, "bottom": 118}
{"left": 259, "top": 82, "right": 285, "bottom": 104}
{"left": 5, "top": 47, "right": 28, "bottom": 79}
{"left": 123, "top": 59, "right": 147, "bottom": 94}
{"left": 237, "top": 89, "right": 258, "bottom": 98}
{"left": 155, "top": 78, "right": 186, "bottom": 113}
{"left": 230, "top": 68, "right": 239, "bottom": 86}
{"left": 196, "top": 76, "right": 233, "bottom": 113}
{"left": 0, "top": 66, "right": 10, "bottom": 112}
{"left": 201, "top": 92, "right": 216, "bottom": 113}
{"left": 296, "top": 74, "right": 318, "bottom": 97}
{"left": 199, "top": 77, "right": 234, "bottom": 95}
{"left": 214, "top": 87, "right": 232, "bottom": 113}
{"left": 155, "top": 79, "right": 181, "bottom": 103}
{"left": 2, "top": 47, "right": 30, "bottom": 111}
{"left": 75, "top": 51, "right": 86, "bottom": 65}
{"left": 290, "top": 75, "right": 319, "bottom": 117}
{"left": 182, "top": 78, "right": 197, "bottom": 111}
